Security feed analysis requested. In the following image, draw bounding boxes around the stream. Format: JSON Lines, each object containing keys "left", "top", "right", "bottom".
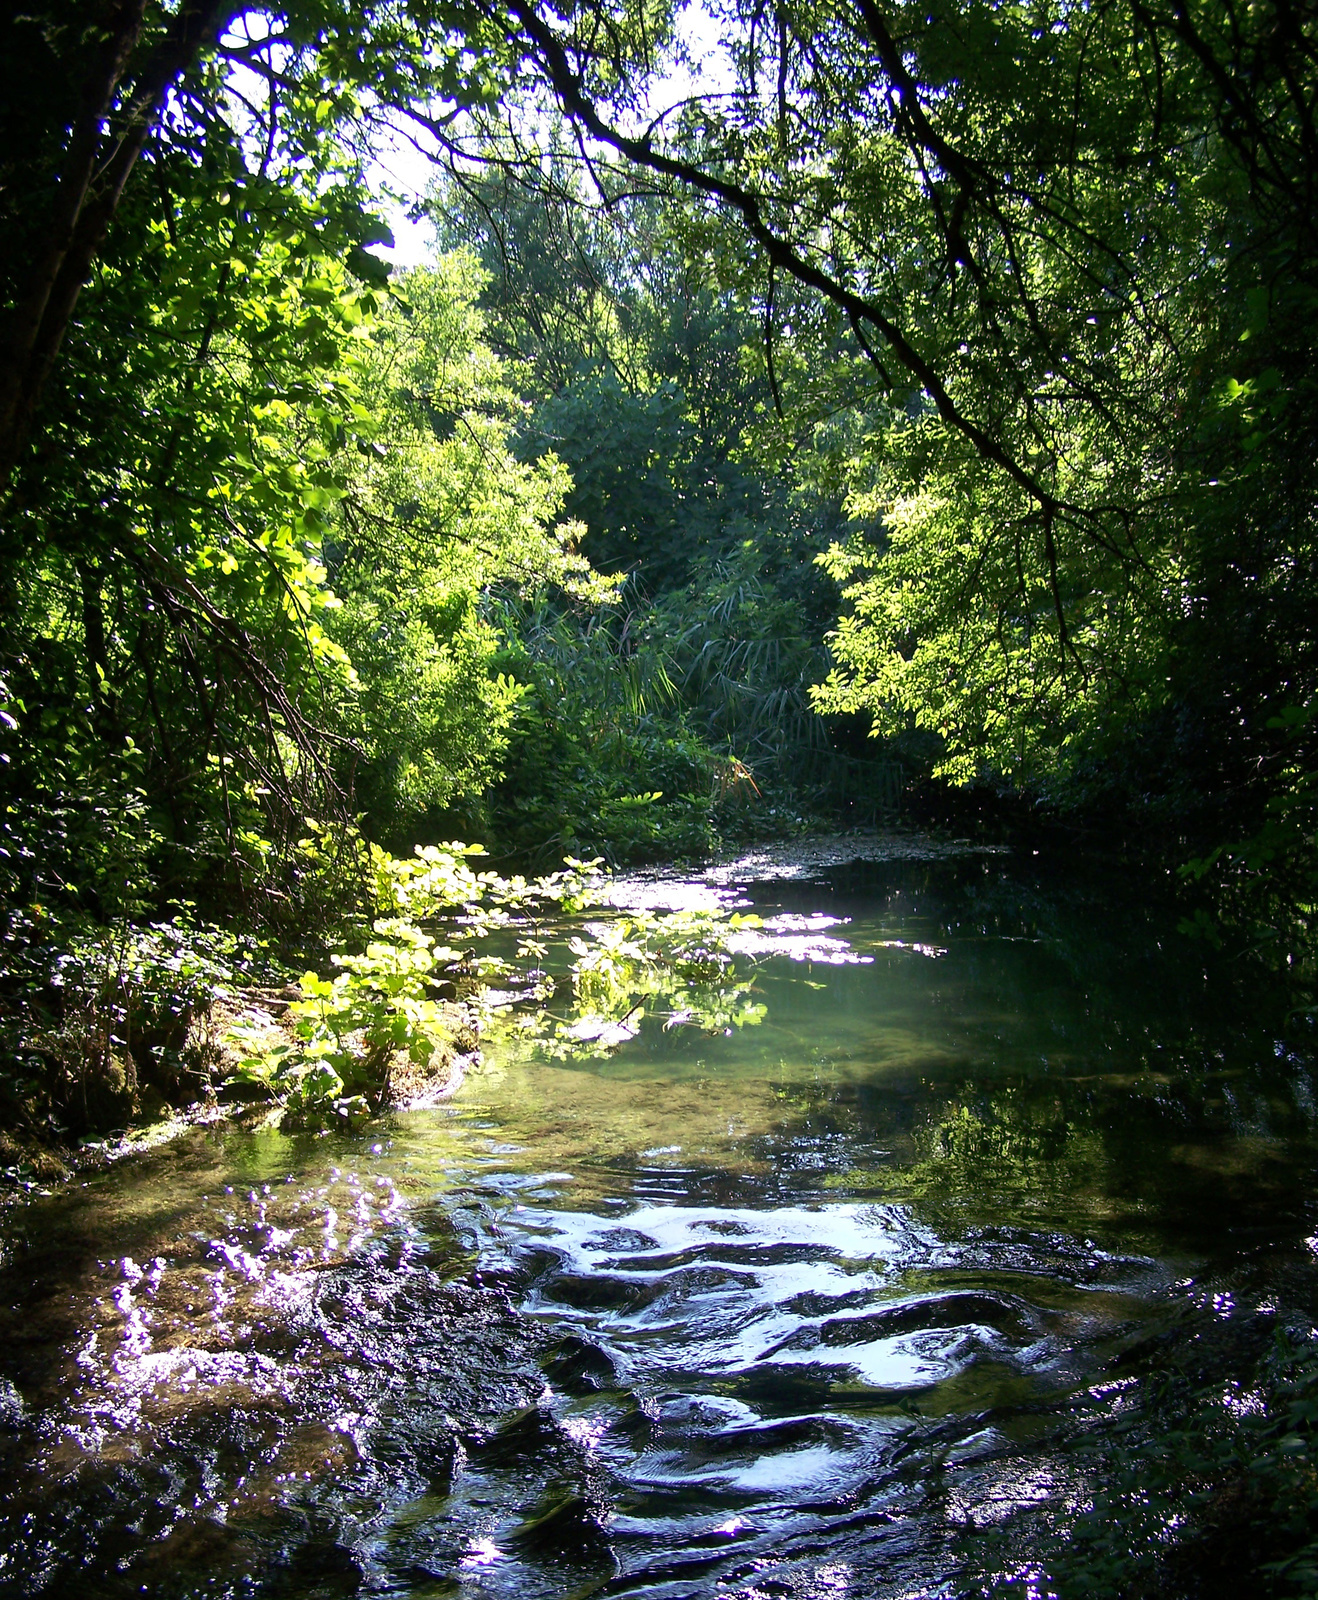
{"left": 2, "top": 837, "right": 1317, "bottom": 1598}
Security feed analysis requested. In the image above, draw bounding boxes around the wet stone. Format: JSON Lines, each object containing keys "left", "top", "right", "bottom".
{"left": 540, "top": 1333, "right": 618, "bottom": 1395}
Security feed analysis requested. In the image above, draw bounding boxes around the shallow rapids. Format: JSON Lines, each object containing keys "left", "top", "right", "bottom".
{"left": 2, "top": 841, "right": 1317, "bottom": 1598}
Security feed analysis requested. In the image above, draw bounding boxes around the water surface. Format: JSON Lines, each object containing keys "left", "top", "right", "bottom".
{"left": 2, "top": 841, "right": 1316, "bottom": 1597}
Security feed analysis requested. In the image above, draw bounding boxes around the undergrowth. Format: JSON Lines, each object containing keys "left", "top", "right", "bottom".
{"left": 1, "top": 835, "right": 774, "bottom": 1148}
{"left": 960, "top": 1324, "right": 1318, "bottom": 1600}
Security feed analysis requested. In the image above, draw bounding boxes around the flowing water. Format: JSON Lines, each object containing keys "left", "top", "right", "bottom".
{"left": 3, "top": 838, "right": 1318, "bottom": 1599}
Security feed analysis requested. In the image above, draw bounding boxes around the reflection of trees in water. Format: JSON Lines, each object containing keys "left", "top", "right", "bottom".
{"left": 780, "top": 852, "right": 1306, "bottom": 1066}
{"left": 465, "top": 853, "right": 1318, "bottom": 1240}
{"left": 748, "top": 1059, "right": 1318, "bottom": 1249}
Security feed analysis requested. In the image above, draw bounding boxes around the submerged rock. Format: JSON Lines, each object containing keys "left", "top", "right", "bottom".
{"left": 0, "top": 1204, "right": 568, "bottom": 1597}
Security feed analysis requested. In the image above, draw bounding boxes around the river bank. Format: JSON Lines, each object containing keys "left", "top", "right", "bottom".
{"left": 1, "top": 829, "right": 1004, "bottom": 1186}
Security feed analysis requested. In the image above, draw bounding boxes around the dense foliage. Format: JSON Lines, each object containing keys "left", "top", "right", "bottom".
{"left": 1, "top": 4, "right": 1316, "bottom": 1592}
{"left": 2, "top": 0, "right": 1315, "bottom": 1108}
{"left": 475, "top": 0, "right": 1318, "bottom": 952}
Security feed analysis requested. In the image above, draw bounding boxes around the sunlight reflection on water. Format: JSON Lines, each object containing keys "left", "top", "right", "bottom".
{"left": 0, "top": 841, "right": 1315, "bottom": 1597}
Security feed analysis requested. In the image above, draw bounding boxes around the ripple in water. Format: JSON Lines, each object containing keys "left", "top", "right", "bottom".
{"left": 1, "top": 848, "right": 1315, "bottom": 1597}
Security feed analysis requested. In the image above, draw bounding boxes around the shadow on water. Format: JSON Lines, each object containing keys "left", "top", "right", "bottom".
{"left": 1, "top": 842, "right": 1317, "bottom": 1597}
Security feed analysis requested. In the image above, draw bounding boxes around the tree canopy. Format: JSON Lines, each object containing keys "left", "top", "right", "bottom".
{"left": 484, "top": 0, "right": 1318, "bottom": 921}
{"left": 1, "top": 0, "right": 1315, "bottom": 939}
